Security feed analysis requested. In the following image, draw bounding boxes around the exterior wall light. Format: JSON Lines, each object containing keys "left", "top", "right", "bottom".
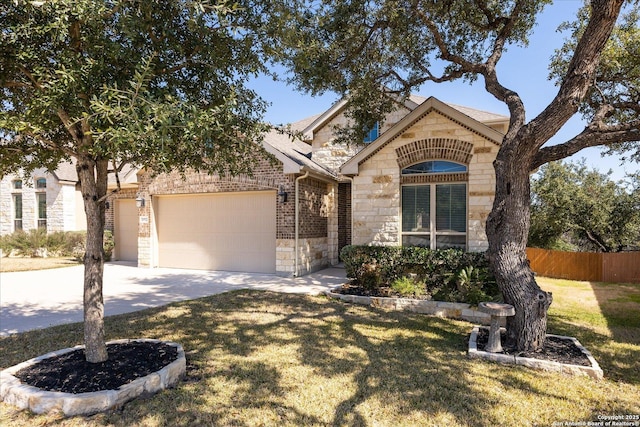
{"left": 135, "top": 196, "right": 145, "bottom": 208}
{"left": 278, "top": 186, "right": 288, "bottom": 203}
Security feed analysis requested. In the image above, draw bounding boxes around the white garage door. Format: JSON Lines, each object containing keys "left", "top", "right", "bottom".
{"left": 156, "top": 192, "right": 276, "bottom": 273}
{"left": 115, "top": 199, "right": 138, "bottom": 262}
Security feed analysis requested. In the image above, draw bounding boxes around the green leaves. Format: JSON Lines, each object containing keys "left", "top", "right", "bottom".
{"left": 529, "top": 160, "right": 640, "bottom": 252}
{"left": 1, "top": 0, "right": 271, "bottom": 177}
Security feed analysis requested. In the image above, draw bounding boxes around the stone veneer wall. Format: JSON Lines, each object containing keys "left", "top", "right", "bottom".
{"left": 0, "top": 172, "right": 81, "bottom": 235}
{"left": 351, "top": 110, "right": 499, "bottom": 251}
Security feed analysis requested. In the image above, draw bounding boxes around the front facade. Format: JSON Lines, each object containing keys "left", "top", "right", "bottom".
{"left": 0, "top": 164, "right": 86, "bottom": 236}
{"left": 103, "top": 95, "right": 507, "bottom": 276}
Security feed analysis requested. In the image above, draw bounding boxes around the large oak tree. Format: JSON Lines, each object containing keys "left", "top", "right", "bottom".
{"left": 1, "top": 0, "right": 272, "bottom": 362}
{"left": 269, "top": 0, "right": 640, "bottom": 350}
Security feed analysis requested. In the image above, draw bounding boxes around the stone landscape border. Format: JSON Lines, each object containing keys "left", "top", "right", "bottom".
{"left": 325, "top": 287, "right": 495, "bottom": 325}
{"left": 0, "top": 338, "right": 186, "bottom": 416}
{"left": 326, "top": 287, "right": 603, "bottom": 379}
{"left": 468, "top": 326, "right": 604, "bottom": 379}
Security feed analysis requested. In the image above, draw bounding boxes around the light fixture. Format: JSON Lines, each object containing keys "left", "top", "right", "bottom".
{"left": 278, "top": 186, "right": 288, "bottom": 203}
{"left": 135, "top": 196, "right": 145, "bottom": 208}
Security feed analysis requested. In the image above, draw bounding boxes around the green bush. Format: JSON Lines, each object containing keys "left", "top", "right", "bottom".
{"left": 340, "top": 245, "right": 501, "bottom": 304}
{"left": 391, "top": 276, "right": 427, "bottom": 297}
{"left": 0, "top": 230, "right": 115, "bottom": 261}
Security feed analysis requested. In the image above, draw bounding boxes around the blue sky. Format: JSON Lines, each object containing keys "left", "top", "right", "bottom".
{"left": 249, "top": 1, "right": 638, "bottom": 182}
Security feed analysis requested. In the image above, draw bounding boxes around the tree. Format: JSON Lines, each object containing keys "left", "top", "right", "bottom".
{"left": 1, "top": 0, "right": 271, "bottom": 362}
{"left": 530, "top": 160, "right": 640, "bottom": 252}
{"left": 269, "top": 0, "right": 640, "bottom": 350}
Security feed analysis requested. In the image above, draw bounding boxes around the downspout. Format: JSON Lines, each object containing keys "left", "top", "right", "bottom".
{"left": 341, "top": 176, "right": 354, "bottom": 249}
{"left": 294, "top": 170, "right": 309, "bottom": 277}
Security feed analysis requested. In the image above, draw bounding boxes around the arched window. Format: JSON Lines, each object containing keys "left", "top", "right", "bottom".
{"left": 36, "top": 178, "right": 47, "bottom": 189}
{"left": 401, "top": 161, "right": 467, "bottom": 175}
{"left": 401, "top": 161, "right": 467, "bottom": 250}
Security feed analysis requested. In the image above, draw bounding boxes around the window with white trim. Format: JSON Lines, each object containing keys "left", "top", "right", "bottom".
{"left": 401, "top": 161, "right": 467, "bottom": 249}
{"left": 13, "top": 194, "right": 23, "bottom": 231}
{"left": 37, "top": 193, "right": 47, "bottom": 229}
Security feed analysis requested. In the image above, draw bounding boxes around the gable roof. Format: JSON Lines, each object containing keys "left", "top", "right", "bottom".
{"left": 262, "top": 129, "right": 336, "bottom": 179}
{"left": 297, "top": 93, "right": 508, "bottom": 143}
{"left": 340, "top": 96, "right": 505, "bottom": 175}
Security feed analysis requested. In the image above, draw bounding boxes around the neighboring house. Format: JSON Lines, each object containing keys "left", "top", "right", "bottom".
{"left": 0, "top": 163, "right": 87, "bottom": 235}
{"left": 105, "top": 94, "right": 508, "bottom": 277}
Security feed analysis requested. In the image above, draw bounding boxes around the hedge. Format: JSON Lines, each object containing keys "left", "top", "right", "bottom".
{"left": 340, "top": 245, "right": 501, "bottom": 305}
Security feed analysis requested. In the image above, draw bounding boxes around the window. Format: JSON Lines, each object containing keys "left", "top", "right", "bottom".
{"left": 401, "top": 161, "right": 467, "bottom": 250}
{"left": 37, "top": 193, "right": 47, "bottom": 229}
{"left": 36, "top": 178, "right": 47, "bottom": 189}
{"left": 13, "top": 180, "right": 22, "bottom": 189}
{"left": 363, "top": 122, "right": 379, "bottom": 143}
{"left": 13, "top": 194, "right": 23, "bottom": 231}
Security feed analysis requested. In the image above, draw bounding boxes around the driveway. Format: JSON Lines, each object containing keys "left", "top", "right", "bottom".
{"left": 0, "top": 262, "right": 347, "bottom": 336}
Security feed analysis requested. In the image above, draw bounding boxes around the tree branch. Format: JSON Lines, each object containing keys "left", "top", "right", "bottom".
{"left": 531, "top": 121, "right": 640, "bottom": 169}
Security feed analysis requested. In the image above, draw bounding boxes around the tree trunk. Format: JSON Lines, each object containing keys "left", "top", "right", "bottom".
{"left": 76, "top": 155, "right": 109, "bottom": 363}
{"left": 486, "top": 150, "right": 553, "bottom": 352}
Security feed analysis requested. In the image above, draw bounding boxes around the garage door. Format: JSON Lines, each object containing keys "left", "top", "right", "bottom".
{"left": 115, "top": 199, "right": 138, "bottom": 262}
{"left": 156, "top": 192, "right": 276, "bottom": 273}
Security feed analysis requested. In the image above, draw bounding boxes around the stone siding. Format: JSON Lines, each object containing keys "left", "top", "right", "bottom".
{"left": 350, "top": 110, "right": 499, "bottom": 251}
{"left": 0, "top": 172, "right": 83, "bottom": 235}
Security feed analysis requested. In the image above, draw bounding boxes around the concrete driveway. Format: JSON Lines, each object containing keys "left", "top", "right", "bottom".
{"left": 0, "top": 262, "right": 346, "bottom": 336}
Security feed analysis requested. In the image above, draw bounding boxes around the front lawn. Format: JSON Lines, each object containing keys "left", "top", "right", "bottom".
{"left": 0, "top": 257, "right": 81, "bottom": 272}
{"left": 1, "top": 280, "right": 638, "bottom": 426}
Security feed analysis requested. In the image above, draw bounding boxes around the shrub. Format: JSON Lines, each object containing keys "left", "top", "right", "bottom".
{"left": 8, "top": 229, "right": 48, "bottom": 257}
{"left": 391, "top": 276, "right": 427, "bottom": 297}
{"left": 340, "top": 245, "right": 501, "bottom": 304}
{"left": 0, "top": 230, "right": 115, "bottom": 261}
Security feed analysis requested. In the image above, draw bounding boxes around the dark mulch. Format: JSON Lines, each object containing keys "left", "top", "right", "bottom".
{"left": 14, "top": 341, "right": 178, "bottom": 394}
{"left": 475, "top": 327, "right": 592, "bottom": 366}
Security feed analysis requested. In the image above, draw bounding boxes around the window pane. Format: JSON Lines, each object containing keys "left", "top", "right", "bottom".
{"left": 402, "top": 161, "right": 467, "bottom": 175}
{"left": 38, "top": 194, "right": 46, "bottom": 219}
{"left": 14, "top": 194, "right": 22, "bottom": 219}
{"left": 363, "top": 122, "right": 379, "bottom": 143}
{"left": 13, "top": 180, "right": 22, "bottom": 189}
{"left": 402, "top": 186, "right": 430, "bottom": 232}
{"left": 402, "top": 235, "right": 431, "bottom": 247}
{"left": 435, "top": 235, "right": 466, "bottom": 249}
{"left": 36, "top": 178, "right": 46, "bottom": 189}
{"left": 436, "top": 184, "right": 466, "bottom": 232}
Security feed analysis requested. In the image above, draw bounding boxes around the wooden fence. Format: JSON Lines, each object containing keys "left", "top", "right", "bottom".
{"left": 526, "top": 247, "right": 640, "bottom": 283}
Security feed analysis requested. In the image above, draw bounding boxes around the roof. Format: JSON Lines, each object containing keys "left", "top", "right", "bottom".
{"left": 341, "top": 96, "right": 505, "bottom": 175}
{"left": 261, "top": 129, "right": 336, "bottom": 179}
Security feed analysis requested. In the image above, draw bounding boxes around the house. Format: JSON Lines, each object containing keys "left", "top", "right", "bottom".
{"left": 0, "top": 163, "right": 86, "bottom": 236}
{"left": 105, "top": 95, "right": 508, "bottom": 276}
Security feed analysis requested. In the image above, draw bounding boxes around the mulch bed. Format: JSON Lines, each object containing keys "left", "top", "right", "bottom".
{"left": 475, "top": 327, "right": 591, "bottom": 366}
{"left": 14, "top": 341, "right": 178, "bottom": 394}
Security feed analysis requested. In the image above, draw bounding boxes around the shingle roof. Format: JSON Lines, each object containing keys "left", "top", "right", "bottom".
{"left": 262, "top": 129, "right": 336, "bottom": 178}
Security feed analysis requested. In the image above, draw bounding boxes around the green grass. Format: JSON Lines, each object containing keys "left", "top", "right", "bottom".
{"left": 1, "top": 280, "right": 639, "bottom": 426}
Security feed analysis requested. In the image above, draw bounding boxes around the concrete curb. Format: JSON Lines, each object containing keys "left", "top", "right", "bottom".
{"left": 0, "top": 339, "right": 186, "bottom": 416}
{"left": 467, "top": 326, "right": 604, "bottom": 380}
{"left": 325, "top": 286, "right": 499, "bottom": 326}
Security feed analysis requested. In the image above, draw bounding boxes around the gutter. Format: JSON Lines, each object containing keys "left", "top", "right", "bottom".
{"left": 294, "top": 170, "right": 309, "bottom": 277}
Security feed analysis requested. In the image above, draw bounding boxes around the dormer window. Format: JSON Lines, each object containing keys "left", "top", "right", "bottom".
{"left": 363, "top": 122, "right": 379, "bottom": 143}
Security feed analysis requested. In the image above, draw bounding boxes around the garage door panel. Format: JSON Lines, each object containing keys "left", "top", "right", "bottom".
{"left": 115, "top": 200, "right": 138, "bottom": 262}
{"left": 157, "top": 192, "right": 276, "bottom": 273}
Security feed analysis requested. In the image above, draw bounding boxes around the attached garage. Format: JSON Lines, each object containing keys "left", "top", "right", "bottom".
{"left": 155, "top": 191, "right": 276, "bottom": 273}
{"left": 114, "top": 199, "right": 138, "bottom": 262}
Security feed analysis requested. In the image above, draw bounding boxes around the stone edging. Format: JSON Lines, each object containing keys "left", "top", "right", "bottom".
{"left": 325, "top": 286, "right": 496, "bottom": 325}
{"left": 0, "top": 338, "right": 186, "bottom": 416}
{"left": 467, "top": 326, "right": 603, "bottom": 380}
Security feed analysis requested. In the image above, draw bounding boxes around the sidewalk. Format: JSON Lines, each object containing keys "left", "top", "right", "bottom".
{"left": 0, "top": 263, "right": 346, "bottom": 336}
